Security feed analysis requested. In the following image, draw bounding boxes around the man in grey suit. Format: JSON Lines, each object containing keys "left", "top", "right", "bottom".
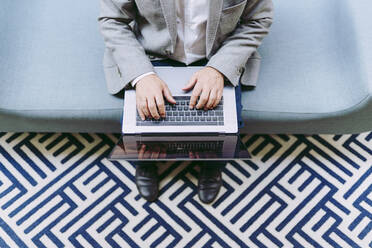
{"left": 98, "top": 0, "right": 273, "bottom": 203}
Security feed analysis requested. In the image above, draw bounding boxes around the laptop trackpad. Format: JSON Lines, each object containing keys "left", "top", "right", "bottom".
{"left": 108, "top": 134, "right": 250, "bottom": 161}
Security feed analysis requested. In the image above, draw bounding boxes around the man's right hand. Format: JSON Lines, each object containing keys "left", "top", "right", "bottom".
{"left": 135, "top": 74, "right": 176, "bottom": 120}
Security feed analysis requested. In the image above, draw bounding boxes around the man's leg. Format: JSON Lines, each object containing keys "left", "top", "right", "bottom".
{"left": 130, "top": 58, "right": 187, "bottom": 202}
{"left": 197, "top": 82, "right": 242, "bottom": 203}
{"left": 154, "top": 58, "right": 243, "bottom": 203}
{"left": 132, "top": 160, "right": 158, "bottom": 202}
{"left": 187, "top": 58, "right": 243, "bottom": 203}
{"left": 197, "top": 160, "right": 226, "bottom": 203}
{"left": 235, "top": 80, "right": 244, "bottom": 129}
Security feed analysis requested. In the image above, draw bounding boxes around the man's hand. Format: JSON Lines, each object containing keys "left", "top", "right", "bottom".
{"left": 138, "top": 144, "right": 167, "bottom": 159}
{"left": 182, "top": 66, "right": 224, "bottom": 110}
{"left": 136, "top": 74, "right": 176, "bottom": 120}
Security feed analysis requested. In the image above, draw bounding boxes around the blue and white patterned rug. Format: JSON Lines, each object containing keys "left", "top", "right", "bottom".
{"left": 0, "top": 132, "right": 371, "bottom": 247}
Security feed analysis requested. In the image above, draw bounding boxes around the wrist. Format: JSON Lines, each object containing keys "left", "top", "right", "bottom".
{"left": 132, "top": 72, "right": 156, "bottom": 88}
{"left": 136, "top": 74, "right": 157, "bottom": 88}
{"left": 206, "top": 66, "right": 224, "bottom": 79}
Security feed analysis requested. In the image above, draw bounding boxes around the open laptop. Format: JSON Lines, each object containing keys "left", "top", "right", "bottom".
{"left": 108, "top": 66, "right": 250, "bottom": 161}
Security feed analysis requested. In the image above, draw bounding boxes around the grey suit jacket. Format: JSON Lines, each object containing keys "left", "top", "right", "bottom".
{"left": 98, "top": 0, "right": 273, "bottom": 94}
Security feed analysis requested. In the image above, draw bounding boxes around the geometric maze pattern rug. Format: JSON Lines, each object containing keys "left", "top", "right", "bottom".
{"left": 0, "top": 132, "right": 371, "bottom": 248}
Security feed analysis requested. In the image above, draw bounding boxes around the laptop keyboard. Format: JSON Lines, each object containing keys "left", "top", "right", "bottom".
{"left": 136, "top": 96, "right": 224, "bottom": 126}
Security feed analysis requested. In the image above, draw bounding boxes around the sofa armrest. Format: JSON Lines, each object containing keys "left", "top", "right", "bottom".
{"left": 346, "top": 0, "right": 372, "bottom": 124}
{"left": 347, "top": 0, "right": 372, "bottom": 95}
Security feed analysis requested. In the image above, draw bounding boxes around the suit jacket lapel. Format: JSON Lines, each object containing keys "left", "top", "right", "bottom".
{"left": 159, "top": 0, "right": 177, "bottom": 52}
{"left": 206, "top": 0, "right": 223, "bottom": 56}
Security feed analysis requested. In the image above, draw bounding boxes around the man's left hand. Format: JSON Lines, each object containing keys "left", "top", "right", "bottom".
{"left": 182, "top": 66, "right": 224, "bottom": 110}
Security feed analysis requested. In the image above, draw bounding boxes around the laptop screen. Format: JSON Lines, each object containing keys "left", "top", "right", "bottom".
{"left": 108, "top": 134, "right": 250, "bottom": 161}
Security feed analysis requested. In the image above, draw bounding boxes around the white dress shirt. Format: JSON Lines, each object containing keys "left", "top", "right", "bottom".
{"left": 131, "top": 0, "right": 209, "bottom": 87}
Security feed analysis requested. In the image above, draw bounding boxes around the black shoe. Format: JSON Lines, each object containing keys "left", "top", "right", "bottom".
{"left": 135, "top": 163, "right": 158, "bottom": 202}
{"left": 197, "top": 164, "right": 223, "bottom": 204}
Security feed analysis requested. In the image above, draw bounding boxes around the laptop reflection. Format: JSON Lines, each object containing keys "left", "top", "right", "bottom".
{"left": 108, "top": 134, "right": 250, "bottom": 161}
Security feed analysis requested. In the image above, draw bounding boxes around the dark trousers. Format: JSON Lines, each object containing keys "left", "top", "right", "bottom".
{"left": 132, "top": 57, "right": 243, "bottom": 167}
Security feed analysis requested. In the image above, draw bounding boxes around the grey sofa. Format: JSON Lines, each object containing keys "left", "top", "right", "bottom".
{"left": 0, "top": 0, "right": 371, "bottom": 134}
